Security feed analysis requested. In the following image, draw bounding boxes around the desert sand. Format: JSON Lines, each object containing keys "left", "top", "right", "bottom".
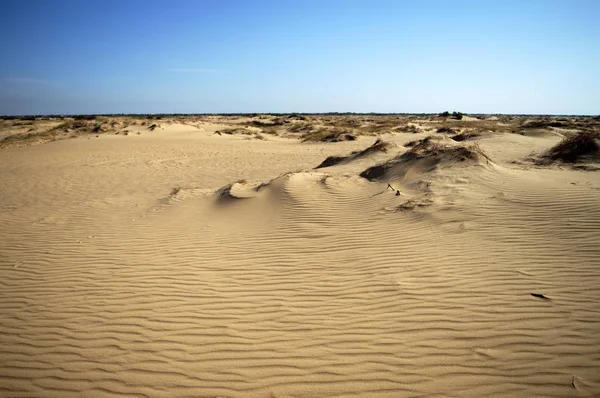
{"left": 1, "top": 114, "right": 599, "bottom": 397}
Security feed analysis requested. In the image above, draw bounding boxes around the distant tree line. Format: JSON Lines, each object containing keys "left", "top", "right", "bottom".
{"left": 2, "top": 112, "right": 598, "bottom": 119}
{"left": 438, "top": 111, "right": 464, "bottom": 120}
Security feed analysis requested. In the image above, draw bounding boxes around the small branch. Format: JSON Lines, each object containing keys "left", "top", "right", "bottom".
{"left": 387, "top": 183, "right": 401, "bottom": 196}
{"left": 530, "top": 293, "right": 550, "bottom": 300}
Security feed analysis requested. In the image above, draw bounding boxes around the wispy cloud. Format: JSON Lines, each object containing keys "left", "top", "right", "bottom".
{"left": 0, "top": 77, "right": 62, "bottom": 87}
{"left": 169, "top": 68, "right": 219, "bottom": 73}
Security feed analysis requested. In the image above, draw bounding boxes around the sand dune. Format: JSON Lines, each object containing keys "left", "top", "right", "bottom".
{"left": 1, "top": 117, "right": 600, "bottom": 397}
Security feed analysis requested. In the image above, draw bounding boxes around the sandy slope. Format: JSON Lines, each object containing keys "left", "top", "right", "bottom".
{"left": 1, "top": 123, "right": 599, "bottom": 397}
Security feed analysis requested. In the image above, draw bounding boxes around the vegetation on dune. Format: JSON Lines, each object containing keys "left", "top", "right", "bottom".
{"left": 0, "top": 130, "right": 57, "bottom": 147}
{"left": 49, "top": 120, "right": 92, "bottom": 132}
{"left": 2, "top": 114, "right": 600, "bottom": 151}
{"left": 521, "top": 119, "right": 568, "bottom": 129}
{"left": 300, "top": 128, "right": 356, "bottom": 142}
{"left": 395, "top": 124, "right": 421, "bottom": 134}
{"left": 170, "top": 187, "right": 182, "bottom": 197}
{"left": 287, "top": 113, "right": 307, "bottom": 121}
{"left": 214, "top": 127, "right": 266, "bottom": 140}
{"left": 451, "top": 131, "right": 481, "bottom": 141}
{"left": 404, "top": 139, "right": 420, "bottom": 147}
{"left": 216, "top": 128, "right": 253, "bottom": 135}
{"left": 360, "top": 137, "right": 490, "bottom": 181}
{"left": 247, "top": 119, "right": 281, "bottom": 127}
{"left": 405, "top": 136, "right": 444, "bottom": 148}
{"left": 73, "top": 115, "right": 97, "bottom": 121}
{"left": 436, "top": 127, "right": 456, "bottom": 134}
{"left": 541, "top": 131, "right": 600, "bottom": 163}
{"left": 439, "top": 111, "right": 464, "bottom": 120}
{"left": 315, "top": 139, "right": 392, "bottom": 168}
{"left": 0, "top": 117, "right": 135, "bottom": 148}
{"left": 287, "top": 123, "right": 311, "bottom": 133}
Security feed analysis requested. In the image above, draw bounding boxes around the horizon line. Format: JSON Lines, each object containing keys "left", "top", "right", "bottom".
{"left": 2, "top": 112, "right": 599, "bottom": 117}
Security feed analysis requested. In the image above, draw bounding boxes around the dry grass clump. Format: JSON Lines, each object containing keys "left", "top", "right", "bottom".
{"left": 540, "top": 131, "right": 600, "bottom": 163}
{"left": 436, "top": 127, "right": 456, "bottom": 134}
{"left": 451, "top": 131, "right": 481, "bottom": 141}
{"left": 50, "top": 120, "right": 92, "bottom": 132}
{"left": 286, "top": 114, "right": 307, "bottom": 121}
{"left": 326, "top": 117, "right": 362, "bottom": 129}
{"left": 246, "top": 118, "right": 288, "bottom": 128}
{"left": 521, "top": 119, "right": 568, "bottom": 129}
{"left": 360, "top": 138, "right": 491, "bottom": 181}
{"left": 404, "top": 135, "right": 440, "bottom": 148}
{"left": 315, "top": 139, "right": 391, "bottom": 168}
{"left": 395, "top": 124, "right": 421, "bottom": 134}
{"left": 243, "top": 114, "right": 308, "bottom": 128}
{"left": 357, "top": 118, "right": 404, "bottom": 134}
{"left": 216, "top": 128, "right": 253, "bottom": 136}
{"left": 0, "top": 130, "right": 56, "bottom": 147}
{"left": 407, "top": 139, "right": 489, "bottom": 162}
{"left": 247, "top": 120, "right": 275, "bottom": 127}
{"left": 300, "top": 128, "right": 356, "bottom": 142}
{"left": 52, "top": 118, "right": 129, "bottom": 134}
{"left": 415, "top": 117, "right": 513, "bottom": 134}
{"left": 1, "top": 118, "right": 126, "bottom": 147}
{"left": 287, "top": 123, "right": 312, "bottom": 133}
{"left": 517, "top": 117, "right": 600, "bottom": 134}
{"left": 310, "top": 115, "right": 412, "bottom": 135}
{"left": 49, "top": 118, "right": 131, "bottom": 136}
{"left": 356, "top": 138, "right": 391, "bottom": 155}
{"left": 214, "top": 128, "right": 266, "bottom": 140}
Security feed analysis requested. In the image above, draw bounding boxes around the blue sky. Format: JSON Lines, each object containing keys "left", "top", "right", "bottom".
{"left": 0, "top": 0, "right": 598, "bottom": 115}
